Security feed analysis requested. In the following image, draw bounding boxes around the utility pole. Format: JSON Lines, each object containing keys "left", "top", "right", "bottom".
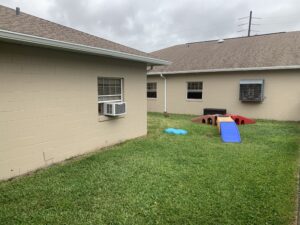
{"left": 248, "top": 11, "right": 252, "bottom": 37}
{"left": 238, "top": 11, "right": 261, "bottom": 37}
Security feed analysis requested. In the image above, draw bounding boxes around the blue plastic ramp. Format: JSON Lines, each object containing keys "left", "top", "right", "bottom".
{"left": 220, "top": 122, "right": 241, "bottom": 143}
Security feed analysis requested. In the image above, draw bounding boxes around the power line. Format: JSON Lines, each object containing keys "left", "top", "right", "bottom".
{"left": 238, "top": 16, "right": 249, "bottom": 20}
{"left": 237, "top": 10, "right": 262, "bottom": 37}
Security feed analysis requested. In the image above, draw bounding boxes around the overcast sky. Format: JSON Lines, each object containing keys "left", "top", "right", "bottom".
{"left": 1, "top": 0, "right": 300, "bottom": 52}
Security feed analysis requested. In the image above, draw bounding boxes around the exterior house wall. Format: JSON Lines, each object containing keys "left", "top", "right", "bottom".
{"left": 0, "top": 42, "right": 147, "bottom": 180}
{"left": 147, "top": 71, "right": 300, "bottom": 121}
{"left": 147, "top": 76, "right": 165, "bottom": 112}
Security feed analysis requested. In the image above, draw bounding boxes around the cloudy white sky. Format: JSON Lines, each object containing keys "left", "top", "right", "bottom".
{"left": 1, "top": 0, "right": 300, "bottom": 52}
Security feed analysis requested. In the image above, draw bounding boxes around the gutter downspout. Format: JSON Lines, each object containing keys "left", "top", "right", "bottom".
{"left": 160, "top": 73, "right": 167, "bottom": 114}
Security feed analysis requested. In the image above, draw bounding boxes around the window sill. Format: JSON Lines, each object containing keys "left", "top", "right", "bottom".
{"left": 186, "top": 99, "right": 203, "bottom": 102}
{"left": 147, "top": 98, "right": 157, "bottom": 100}
{"left": 98, "top": 115, "right": 125, "bottom": 122}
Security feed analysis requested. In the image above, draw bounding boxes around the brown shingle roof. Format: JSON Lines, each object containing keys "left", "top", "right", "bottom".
{"left": 149, "top": 31, "right": 300, "bottom": 73}
{"left": 0, "top": 5, "right": 154, "bottom": 59}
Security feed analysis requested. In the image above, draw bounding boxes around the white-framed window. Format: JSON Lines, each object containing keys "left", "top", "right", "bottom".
{"left": 98, "top": 77, "right": 123, "bottom": 115}
{"left": 187, "top": 82, "right": 203, "bottom": 100}
{"left": 147, "top": 82, "right": 157, "bottom": 98}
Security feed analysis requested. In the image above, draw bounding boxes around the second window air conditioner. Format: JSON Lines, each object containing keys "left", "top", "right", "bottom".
{"left": 104, "top": 102, "right": 126, "bottom": 116}
{"left": 239, "top": 80, "right": 264, "bottom": 102}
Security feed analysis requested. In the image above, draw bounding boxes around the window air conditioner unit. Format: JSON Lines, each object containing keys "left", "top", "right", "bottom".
{"left": 239, "top": 80, "right": 264, "bottom": 102}
{"left": 104, "top": 102, "right": 126, "bottom": 116}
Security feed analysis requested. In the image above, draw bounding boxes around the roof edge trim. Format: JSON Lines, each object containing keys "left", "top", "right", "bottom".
{"left": 147, "top": 65, "right": 300, "bottom": 75}
{"left": 0, "top": 29, "right": 171, "bottom": 66}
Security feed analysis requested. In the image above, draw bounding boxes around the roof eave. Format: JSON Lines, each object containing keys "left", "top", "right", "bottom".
{"left": 147, "top": 65, "right": 300, "bottom": 75}
{"left": 0, "top": 29, "right": 171, "bottom": 66}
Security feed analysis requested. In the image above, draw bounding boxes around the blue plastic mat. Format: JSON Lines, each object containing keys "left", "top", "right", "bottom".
{"left": 164, "top": 128, "right": 188, "bottom": 135}
{"left": 220, "top": 122, "right": 241, "bottom": 143}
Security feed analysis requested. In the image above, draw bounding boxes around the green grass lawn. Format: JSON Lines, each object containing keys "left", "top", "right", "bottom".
{"left": 0, "top": 113, "right": 299, "bottom": 225}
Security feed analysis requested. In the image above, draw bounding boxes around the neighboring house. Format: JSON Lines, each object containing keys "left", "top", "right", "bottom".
{"left": 147, "top": 31, "right": 300, "bottom": 121}
{"left": 0, "top": 5, "right": 169, "bottom": 180}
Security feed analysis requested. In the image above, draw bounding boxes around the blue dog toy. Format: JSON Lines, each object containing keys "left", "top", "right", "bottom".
{"left": 164, "top": 128, "right": 188, "bottom": 135}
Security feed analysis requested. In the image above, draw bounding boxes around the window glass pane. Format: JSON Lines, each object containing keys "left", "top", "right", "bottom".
{"left": 147, "top": 82, "right": 157, "bottom": 98}
{"left": 116, "top": 86, "right": 121, "bottom": 94}
{"left": 188, "top": 82, "right": 202, "bottom": 90}
{"left": 103, "top": 86, "right": 109, "bottom": 95}
{"left": 147, "top": 92, "right": 157, "bottom": 98}
{"left": 147, "top": 82, "right": 157, "bottom": 91}
{"left": 187, "top": 91, "right": 202, "bottom": 99}
{"left": 104, "top": 79, "right": 109, "bottom": 85}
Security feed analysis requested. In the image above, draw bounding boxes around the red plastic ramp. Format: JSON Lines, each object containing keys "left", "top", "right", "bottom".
{"left": 226, "top": 114, "right": 255, "bottom": 125}
{"left": 191, "top": 115, "right": 218, "bottom": 125}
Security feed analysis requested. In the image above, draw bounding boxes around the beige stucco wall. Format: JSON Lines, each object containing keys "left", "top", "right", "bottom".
{"left": 147, "top": 76, "right": 165, "bottom": 112}
{"left": 147, "top": 71, "right": 300, "bottom": 121}
{"left": 0, "top": 42, "right": 147, "bottom": 180}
